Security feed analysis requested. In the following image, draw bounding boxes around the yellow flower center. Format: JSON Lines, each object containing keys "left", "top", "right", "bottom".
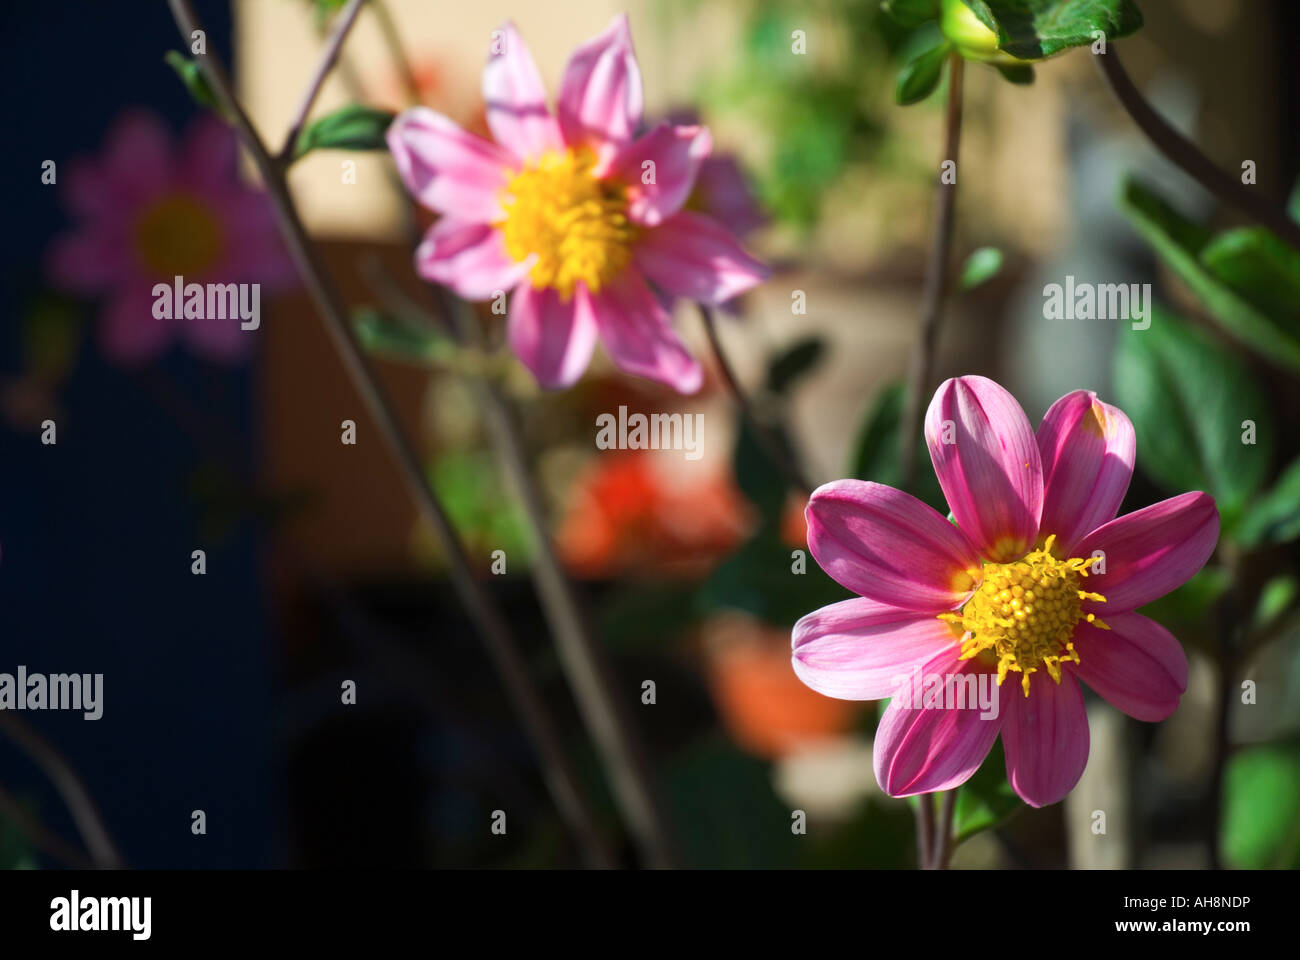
{"left": 939, "top": 535, "right": 1109, "bottom": 697}
{"left": 134, "top": 194, "right": 224, "bottom": 278}
{"left": 498, "top": 148, "right": 636, "bottom": 301}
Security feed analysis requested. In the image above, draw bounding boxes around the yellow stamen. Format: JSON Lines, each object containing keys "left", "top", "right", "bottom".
{"left": 134, "top": 194, "right": 223, "bottom": 277}
{"left": 498, "top": 148, "right": 635, "bottom": 301}
{"left": 942, "top": 533, "right": 1108, "bottom": 697}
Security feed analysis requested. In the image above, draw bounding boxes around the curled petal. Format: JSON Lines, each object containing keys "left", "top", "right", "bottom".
{"left": 588, "top": 271, "right": 702, "bottom": 393}
{"left": 1037, "top": 390, "right": 1135, "bottom": 556}
{"left": 483, "top": 21, "right": 564, "bottom": 164}
{"left": 508, "top": 283, "right": 598, "bottom": 389}
{"left": 416, "top": 219, "right": 531, "bottom": 301}
{"left": 1074, "top": 492, "right": 1219, "bottom": 614}
{"left": 612, "top": 124, "right": 712, "bottom": 226}
{"left": 926, "top": 376, "right": 1043, "bottom": 561}
{"left": 1002, "top": 669, "right": 1089, "bottom": 808}
{"left": 792, "top": 598, "right": 961, "bottom": 701}
{"left": 1073, "top": 614, "right": 1187, "bottom": 722}
{"left": 386, "top": 107, "right": 514, "bottom": 222}
{"left": 805, "top": 480, "right": 982, "bottom": 612}
{"left": 633, "top": 211, "right": 770, "bottom": 305}
{"left": 873, "top": 649, "right": 1004, "bottom": 797}
{"left": 557, "top": 13, "right": 643, "bottom": 162}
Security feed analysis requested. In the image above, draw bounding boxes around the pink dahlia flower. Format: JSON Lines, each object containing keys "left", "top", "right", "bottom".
{"left": 386, "top": 16, "right": 770, "bottom": 393}
{"left": 46, "top": 109, "right": 295, "bottom": 365}
{"left": 792, "top": 376, "right": 1219, "bottom": 807}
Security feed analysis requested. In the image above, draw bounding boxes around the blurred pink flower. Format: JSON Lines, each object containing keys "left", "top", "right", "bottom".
{"left": 46, "top": 109, "right": 295, "bottom": 365}
{"left": 387, "top": 15, "right": 769, "bottom": 393}
{"left": 793, "top": 376, "right": 1219, "bottom": 807}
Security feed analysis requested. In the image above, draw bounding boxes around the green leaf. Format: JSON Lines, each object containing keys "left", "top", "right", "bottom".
{"left": 882, "top": 0, "right": 942, "bottom": 28}
{"left": 352, "top": 308, "right": 454, "bottom": 365}
{"left": 1200, "top": 228, "right": 1300, "bottom": 334}
{"left": 696, "top": 526, "right": 849, "bottom": 626}
{"left": 995, "top": 63, "right": 1035, "bottom": 84}
{"left": 896, "top": 39, "right": 952, "bottom": 105}
{"left": 848, "top": 382, "right": 948, "bottom": 513}
{"left": 964, "top": 0, "right": 1144, "bottom": 60}
{"left": 958, "top": 246, "right": 1004, "bottom": 290}
{"left": 164, "top": 51, "right": 222, "bottom": 115}
{"left": 952, "top": 741, "right": 1022, "bottom": 843}
{"left": 1254, "top": 576, "right": 1299, "bottom": 630}
{"left": 1113, "top": 306, "right": 1272, "bottom": 524}
{"left": 767, "top": 337, "right": 825, "bottom": 395}
{"left": 1236, "top": 457, "right": 1300, "bottom": 547}
{"left": 1119, "top": 177, "right": 1300, "bottom": 374}
{"left": 293, "top": 104, "right": 395, "bottom": 160}
{"left": 1221, "top": 742, "right": 1300, "bottom": 869}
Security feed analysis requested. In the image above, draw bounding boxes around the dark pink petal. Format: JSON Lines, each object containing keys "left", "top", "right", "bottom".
{"left": 873, "top": 649, "right": 1004, "bottom": 797}
{"left": 416, "top": 219, "right": 531, "bottom": 301}
{"left": 386, "top": 107, "right": 514, "bottom": 222}
{"left": 482, "top": 21, "right": 563, "bottom": 164}
{"left": 588, "top": 271, "right": 702, "bottom": 393}
{"left": 1002, "top": 669, "right": 1089, "bottom": 807}
{"left": 182, "top": 296, "right": 253, "bottom": 364}
{"left": 805, "top": 480, "right": 982, "bottom": 612}
{"left": 1037, "top": 390, "right": 1135, "bottom": 556}
{"left": 213, "top": 192, "right": 298, "bottom": 290}
{"left": 99, "top": 286, "right": 174, "bottom": 366}
{"left": 100, "top": 109, "right": 174, "bottom": 205}
{"left": 45, "top": 225, "right": 128, "bottom": 295}
{"left": 792, "top": 598, "right": 961, "bottom": 701}
{"left": 611, "top": 124, "right": 712, "bottom": 226}
{"left": 693, "top": 153, "right": 766, "bottom": 238}
{"left": 557, "top": 14, "right": 642, "bottom": 163}
{"left": 1072, "top": 614, "right": 1187, "bottom": 722}
{"left": 179, "top": 114, "right": 239, "bottom": 191}
{"left": 633, "top": 211, "right": 769, "bottom": 305}
{"left": 926, "top": 376, "right": 1043, "bottom": 561}
{"left": 1073, "top": 492, "right": 1219, "bottom": 614}
{"left": 508, "top": 283, "right": 598, "bottom": 389}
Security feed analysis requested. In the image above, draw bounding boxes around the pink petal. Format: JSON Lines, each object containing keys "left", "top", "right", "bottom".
{"left": 873, "top": 648, "right": 1004, "bottom": 797}
{"left": 611, "top": 124, "right": 712, "bottom": 226}
{"left": 416, "top": 219, "right": 531, "bottom": 301}
{"left": 45, "top": 225, "right": 128, "bottom": 295}
{"left": 1037, "top": 390, "right": 1135, "bottom": 556}
{"left": 99, "top": 285, "right": 174, "bottom": 366}
{"left": 213, "top": 192, "right": 298, "bottom": 291}
{"left": 805, "top": 480, "right": 982, "bottom": 612}
{"left": 1072, "top": 614, "right": 1187, "bottom": 722}
{"left": 508, "top": 283, "right": 599, "bottom": 389}
{"left": 925, "top": 376, "right": 1043, "bottom": 562}
{"left": 386, "top": 107, "right": 514, "bottom": 222}
{"left": 693, "top": 154, "right": 766, "bottom": 237}
{"left": 633, "top": 211, "right": 770, "bottom": 305}
{"left": 179, "top": 114, "right": 239, "bottom": 191}
{"left": 483, "top": 21, "right": 564, "bottom": 164}
{"left": 1002, "top": 669, "right": 1089, "bottom": 808}
{"left": 181, "top": 293, "right": 254, "bottom": 364}
{"left": 557, "top": 14, "right": 642, "bottom": 164}
{"left": 100, "top": 109, "right": 174, "bottom": 204}
{"left": 1073, "top": 492, "right": 1219, "bottom": 614}
{"left": 792, "top": 598, "right": 961, "bottom": 701}
{"left": 588, "top": 271, "right": 702, "bottom": 393}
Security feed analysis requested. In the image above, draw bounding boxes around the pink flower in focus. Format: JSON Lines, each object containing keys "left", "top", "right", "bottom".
{"left": 46, "top": 109, "right": 295, "bottom": 366}
{"left": 792, "top": 376, "right": 1220, "bottom": 807}
{"left": 386, "top": 16, "right": 770, "bottom": 393}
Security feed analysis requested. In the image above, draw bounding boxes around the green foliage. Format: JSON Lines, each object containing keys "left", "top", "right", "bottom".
{"left": 1221, "top": 742, "right": 1300, "bottom": 869}
{"left": 353, "top": 308, "right": 455, "bottom": 366}
{"left": 952, "top": 741, "right": 1022, "bottom": 842}
{"left": 883, "top": 0, "right": 942, "bottom": 28}
{"left": 164, "top": 51, "right": 223, "bottom": 116}
{"left": 1119, "top": 177, "right": 1300, "bottom": 375}
{"left": 848, "top": 382, "right": 947, "bottom": 513}
{"left": 1237, "top": 457, "right": 1300, "bottom": 548}
{"left": 958, "top": 246, "right": 1004, "bottom": 290}
{"left": 963, "top": 0, "right": 1144, "bottom": 59}
{"left": 292, "top": 105, "right": 395, "bottom": 160}
{"left": 429, "top": 451, "right": 531, "bottom": 567}
{"left": 1113, "top": 307, "right": 1273, "bottom": 528}
{"left": 895, "top": 29, "right": 951, "bottom": 106}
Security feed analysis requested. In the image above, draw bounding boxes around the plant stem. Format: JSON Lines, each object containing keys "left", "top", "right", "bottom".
{"left": 698, "top": 304, "right": 813, "bottom": 496}
{"left": 1207, "top": 552, "right": 1242, "bottom": 869}
{"left": 372, "top": 0, "right": 422, "bottom": 107}
{"left": 277, "top": 0, "right": 368, "bottom": 164}
{"left": 1095, "top": 46, "right": 1300, "bottom": 251}
{"left": 166, "top": 0, "right": 613, "bottom": 868}
{"left": 901, "top": 54, "right": 964, "bottom": 489}
{"left": 916, "top": 791, "right": 936, "bottom": 869}
{"left": 932, "top": 789, "right": 957, "bottom": 869}
{"left": 0, "top": 714, "right": 122, "bottom": 868}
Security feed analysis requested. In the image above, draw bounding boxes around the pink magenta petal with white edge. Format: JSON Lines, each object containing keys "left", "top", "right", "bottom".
{"left": 926, "top": 376, "right": 1044, "bottom": 562}
{"left": 792, "top": 597, "right": 964, "bottom": 701}
{"left": 1037, "top": 390, "right": 1135, "bottom": 556}
{"left": 482, "top": 21, "right": 564, "bottom": 165}
{"left": 1073, "top": 491, "right": 1219, "bottom": 614}
{"left": 805, "top": 480, "right": 982, "bottom": 612}
{"left": 416, "top": 219, "right": 532, "bottom": 302}
{"left": 633, "top": 210, "right": 770, "bottom": 305}
{"left": 508, "top": 283, "right": 599, "bottom": 389}
{"left": 1072, "top": 614, "right": 1187, "bottom": 722}
{"left": 1002, "top": 669, "right": 1090, "bottom": 807}
{"left": 873, "top": 648, "right": 1004, "bottom": 797}
{"left": 557, "top": 14, "right": 643, "bottom": 165}
{"left": 386, "top": 107, "right": 515, "bottom": 223}
{"left": 611, "top": 123, "right": 712, "bottom": 226}
{"left": 588, "top": 271, "right": 702, "bottom": 393}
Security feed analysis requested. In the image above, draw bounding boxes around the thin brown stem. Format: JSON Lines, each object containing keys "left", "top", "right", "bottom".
{"left": 372, "top": 0, "right": 421, "bottom": 107}
{"left": 1095, "top": 46, "right": 1300, "bottom": 251}
{"left": 932, "top": 789, "right": 958, "bottom": 869}
{"left": 916, "top": 792, "right": 935, "bottom": 870}
{"left": 698, "top": 304, "right": 813, "bottom": 496}
{"left": 277, "top": 0, "right": 368, "bottom": 164}
{"left": 901, "top": 54, "right": 964, "bottom": 489}
{"left": 166, "top": 0, "right": 613, "bottom": 868}
{"left": 0, "top": 714, "right": 122, "bottom": 867}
